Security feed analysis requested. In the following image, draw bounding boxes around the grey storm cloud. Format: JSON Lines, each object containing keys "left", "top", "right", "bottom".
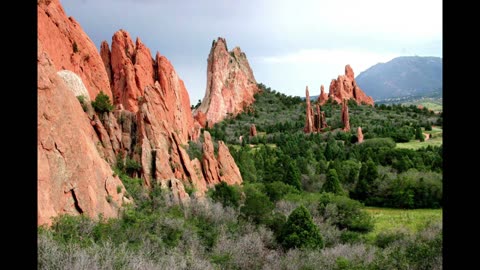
{"left": 61, "top": 0, "right": 442, "bottom": 103}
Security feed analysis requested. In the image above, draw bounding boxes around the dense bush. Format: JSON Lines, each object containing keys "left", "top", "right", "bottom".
{"left": 91, "top": 91, "right": 114, "bottom": 113}
{"left": 210, "top": 182, "right": 241, "bottom": 208}
{"left": 278, "top": 205, "right": 324, "bottom": 250}
{"left": 240, "top": 185, "right": 274, "bottom": 224}
{"left": 264, "top": 181, "right": 299, "bottom": 202}
{"left": 318, "top": 193, "right": 374, "bottom": 233}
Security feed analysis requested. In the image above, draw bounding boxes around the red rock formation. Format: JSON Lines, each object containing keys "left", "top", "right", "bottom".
{"left": 341, "top": 99, "right": 350, "bottom": 132}
{"left": 37, "top": 0, "right": 113, "bottom": 100}
{"left": 38, "top": 41, "right": 127, "bottom": 226}
{"left": 194, "top": 111, "right": 208, "bottom": 128}
{"left": 202, "top": 131, "right": 221, "bottom": 185}
{"left": 313, "top": 103, "right": 328, "bottom": 132}
{"left": 217, "top": 141, "right": 243, "bottom": 185}
{"left": 194, "top": 37, "right": 259, "bottom": 127}
{"left": 318, "top": 85, "right": 329, "bottom": 105}
{"left": 100, "top": 41, "right": 112, "bottom": 85}
{"left": 250, "top": 124, "right": 257, "bottom": 137}
{"left": 108, "top": 31, "right": 154, "bottom": 112}
{"left": 357, "top": 127, "right": 364, "bottom": 143}
{"left": 304, "top": 86, "right": 314, "bottom": 133}
{"left": 328, "top": 65, "right": 374, "bottom": 106}
{"left": 38, "top": 0, "right": 244, "bottom": 223}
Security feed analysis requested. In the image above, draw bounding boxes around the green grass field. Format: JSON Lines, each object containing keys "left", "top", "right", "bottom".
{"left": 396, "top": 136, "right": 442, "bottom": 150}
{"left": 396, "top": 126, "right": 442, "bottom": 150}
{"left": 364, "top": 207, "right": 442, "bottom": 241}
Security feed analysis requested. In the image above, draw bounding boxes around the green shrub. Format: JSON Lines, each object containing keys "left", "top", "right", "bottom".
{"left": 375, "top": 230, "right": 408, "bottom": 248}
{"left": 278, "top": 205, "right": 324, "bottom": 250}
{"left": 77, "top": 95, "right": 88, "bottom": 112}
{"left": 339, "top": 231, "right": 362, "bottom": 244}
{"left": 265, "top": 181, "right": 299, "bottom": 202}
{"left": 240, "top": 185, "right": 274, "bottom": 224}
{"left": 318, "top": 193, "right": 373, "bottom": 233}
{"left": 91, "top": 91, "right": 114, "bottom": 113}
{"left": 210, "top": 182, "right": 241, "bottom": 208}
{"left": 125, "top": 157, "right": 141, "bottom": 174}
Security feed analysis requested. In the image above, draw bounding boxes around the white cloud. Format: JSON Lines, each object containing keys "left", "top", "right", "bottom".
{"left": 259, "top": 49, "right": 397, "bottom": 73}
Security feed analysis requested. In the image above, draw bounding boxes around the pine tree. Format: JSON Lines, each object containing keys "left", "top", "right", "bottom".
{"left": 321, "top": 169, "right": 345, "bottom": 195}
{"left": 278, "top": 205, "right": 324, "bottom": 249}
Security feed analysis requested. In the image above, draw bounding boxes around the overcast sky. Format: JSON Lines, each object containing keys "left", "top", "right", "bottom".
{"left": 61, "top": 0, "right": 442, "bottom": 103}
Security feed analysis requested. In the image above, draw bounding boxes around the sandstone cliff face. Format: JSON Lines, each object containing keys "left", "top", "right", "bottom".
{"left": 328, "top": 65, "right": 374, "bottom": 106}
{"left": 194, "top": 37, "right": 259, "bottom": 127}
{"left": 38, "top": 42, "right": 127, "bottom": 226}
{"left": 217, "top": 141, "right": 243, "bottom": 185}
{"left": 37, "top": 0, "right": 112, "bottom": 100}
{"left": 38, "top": 1, "right": 244, "bottom": 225}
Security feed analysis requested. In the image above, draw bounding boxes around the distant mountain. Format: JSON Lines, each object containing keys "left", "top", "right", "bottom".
{"left": 355, "top": 56, "right": 442, "bottom": 100}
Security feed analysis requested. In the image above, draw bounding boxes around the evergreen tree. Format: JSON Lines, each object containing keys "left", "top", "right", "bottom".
{"left": 415, "top": 126, "right": 425, "bottom": 142}
{"left": 240, "top": 186, "right": 274, "bottom": 224}
{"left": 352, "top": 159, "right": 378, "bottom": 201}
{"left": 321, "top": 169, "right": 345, "bottom": 195}
{"left": 278, "top": 205, "right": 324, "bottom": 249}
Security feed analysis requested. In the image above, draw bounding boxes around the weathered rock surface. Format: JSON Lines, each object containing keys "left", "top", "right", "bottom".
{"left": 217, "top": 142, "right": 243, "bottom": 185}
{"left": 313, "top": 103, "right": 328, "bottom": 132}
{"left": 317, "top": 85, "right": 329, "bottom": 105}
{"left": 194, "top": 37, "right": 259, "bottom": 127}
{"left": 37, "top": 0, "right": 113, "bottom": 100}
{"left": 38, "top": 41, "right": 126, "bottom": 226}
{"left": 38, "top": 0, "right": 244, "bottom": 225}
{"left": 357, "top": 126, "right": 364, "bottom": 143}
{"left": 341, "top": 99, "right": 351, "bottom": 132}
{"left": 201, "top": 131, "right": 221, "bottom": 186}
{"left": 57, "top": 70, "right": 91, "bottom": 101}
{"left": 328, "top": 65, "right": 374, "bottom": 106}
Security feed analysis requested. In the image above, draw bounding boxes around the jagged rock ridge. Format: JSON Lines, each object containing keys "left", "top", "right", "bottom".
{"left": 37, "top": 0, "right": 243, "bottom": 226}
{"left": 323, "top": 65, "right": 374, "bottom": 106}
{"left": 194, "top": 37, "right": 259, "bottom": 128}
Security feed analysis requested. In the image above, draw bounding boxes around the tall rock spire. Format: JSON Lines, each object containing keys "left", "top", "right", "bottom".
{"left": 194, "top": 37, "right": 259, "bottom": 128}
{"left": 304, "top": 86, "right": 314, "bottom": 133}
{"left": 342, "top": 99, "right": 351, "bottom": 132}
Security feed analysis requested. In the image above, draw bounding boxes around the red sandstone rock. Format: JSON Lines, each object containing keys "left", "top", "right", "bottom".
{"left": 320, "top": 111, "right": 328, "bottom": 130}
{"left": 194, "top": 38, "right": 259, "bottom": 127}
{"left": 328, "top": 65, "right": 374, "bottom": 106}
{"left": 100, "top": 41, "right": 112, "bottom": 85}
{"left": 39, "top": 0, "right": 245, "bottom": 223}
{"left": 304, "top": 86, "right": 314, "bottom": 133}
{"left": 38, "top": 41, "right": 126, "bottom": 226}
{"left": 217, "top": 141, "right": 243, "bottom": 185}
{"left": 341, "top": 99, "right": 350, "bottom": 132}
{"left": 37, "top": 0, "right": 113, "bottom": 100}
{"left": 194, "top": 111, "right": 208, "bottom": 128}
{"left": 318, "top": 85, "right": 329, "bottom": 105}
{"left": 250, "top": 124, "right": 257, "bottom": 137}
{"left": 202, "top": 131, "right": 221, "bottom": 186}
{"left": 357, "top": 126, "right": 364, "bottom": 143}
